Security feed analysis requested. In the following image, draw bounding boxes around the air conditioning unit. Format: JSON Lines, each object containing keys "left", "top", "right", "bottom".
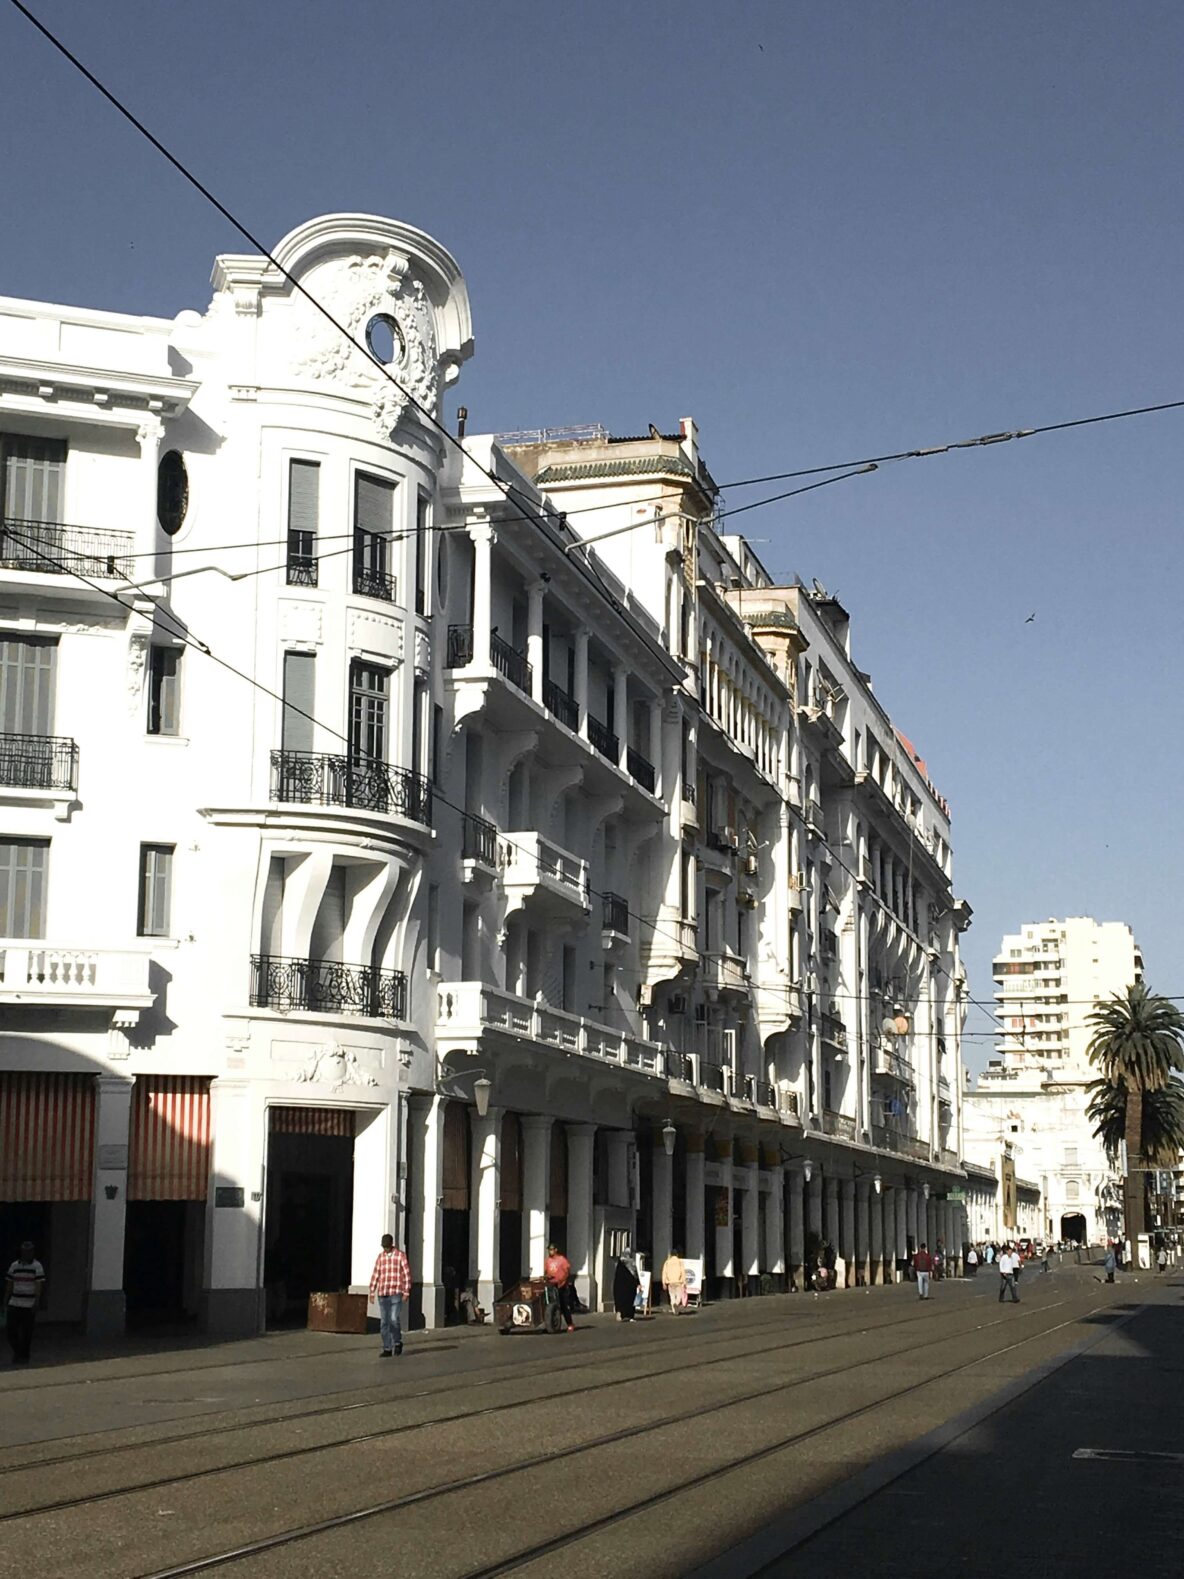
{"left": 668, "top": 994, "right": 688, "bottom": 1015}
{"left": 789, "top": 870, "right": 807, "bottom": 891}
{"left": 743, "top": 854, "right": 759, "bottom": 877}
{"left": 720, "top": 826, "right": 738, "bottom": 851}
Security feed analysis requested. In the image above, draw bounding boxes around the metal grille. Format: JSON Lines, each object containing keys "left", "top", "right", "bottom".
{"left": 627, "top": 746, "right": 655, "bottom": 792}
{"left": 462, "top": 813, "right": 498, "bottom": 865}
{"left": 0, "top": 732, "right": 78, "bottom": 791}
{"left": 587, "top": 716, "right": 618, "bottom": 762}
{"left": 490, "top": 632, "right": 531, "bottom": 694}
{"left": 543, "top": 679, "right": 579, "bottom": 731}
{"left": 250, "top": 954, "right": 408, "bottom": 1019}
{"left": 601, "top": 892, "right": 629, "bottom": 936}
{"left": 270, "top": 749, "right": 432, "bottom": 825}
{"left": 446, "top": 624, "right": 474, "bottom": 667}
{"left": 0, "top": 519, "right": 134, "bottom": 578}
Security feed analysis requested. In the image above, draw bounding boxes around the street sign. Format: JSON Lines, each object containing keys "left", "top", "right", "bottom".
{"left": 946, "top": 1189, "right": 965, "bottom": 1202}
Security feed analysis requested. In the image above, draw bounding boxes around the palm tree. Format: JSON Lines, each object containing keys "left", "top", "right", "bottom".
{"left": 1087, "top": 984, "right": 1184, "bottom": 1240}
{"left": 1087, "top": 1077, "right": 1184, "bottom": 1166}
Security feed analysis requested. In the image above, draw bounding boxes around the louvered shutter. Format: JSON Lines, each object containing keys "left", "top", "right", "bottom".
{"left": 281, "top": 651, "right": 315, "bottom": 753}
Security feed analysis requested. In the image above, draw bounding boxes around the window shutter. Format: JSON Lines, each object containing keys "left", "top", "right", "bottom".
{"left": 354, "top": 474, "right": 394, "bottom": 536}
{"left": 0, "top": 635, "right": 56, "bottom": 736}
{"left": 139, "top": 845, "right": 173, "bottom": 937}
{"left": 2, "top": 436, "right": 66, "bottom": 523}
{"left": 288, "top": 460, "right": 319, "bottom": 538}
{"left": 281, "top": 652, "right": 315, "bottom": 754}
{"left": 0, "top": 839, "right": 48, "bottom": 938}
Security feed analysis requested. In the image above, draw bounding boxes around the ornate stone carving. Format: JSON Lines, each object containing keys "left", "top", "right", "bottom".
{"left": 127, "top": 630, "right": 151, "bottom": 713}
{"left": 290, "top": 254, "right": 439, "bottom": 438}
{"left": 297, "top": 1038, "right": 380, "bottom": 1090}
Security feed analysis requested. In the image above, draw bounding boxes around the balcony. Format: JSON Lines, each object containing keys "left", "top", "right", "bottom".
{"left": 436, "top": 981, "right": 666, "bottom": 1078}
{"left": 702, "top": 950, "right": 748, "bottom": 996}
{"left": 543, "top": 678, "right": 580, "bottom": 732}
{"left": 700, "top": 1062, "right": 729, "bottom": 1096}
{"left": 805, "top": 799, "right": 825, "bottom": 834}
{"left": 820, "top": 1012, "right": 848, "bottom": 1053}
{"left": 503, "top": 830, "right": 588, "bottom": 913}
{"left": 587, "top": 715, "right": 619, "bottom": 763}
{"left": 270, "top": 750, "right": 432, "bottom": 826}
{"left": 627, "top": 746, "right": 655, "bottom": 793}
{"left": 821, "top": 1108, "right": 857, "bottom": 1142}
{"left": 491, "top": 632, "right": 531, "bottom": 694}
{"left": 250, "top": 954, "right": 407, "bottom": 1019}
{"left": 0, "top": 518, "right": 134, "bottom": 580}
{"left": 602, "top": 891, "right": 630, "bottom": 938}
{"left": 742, "top": 1075, "right": 777, "bottom": 1109}
{"left": 0, "top": 942, "right": 154, "bottom": 1015}
{"left": 871, "top": 1124, "right": 930, "bottom": 1161}
{"left": 0, "top": 733, "right": 78, "bottom": 793}
{"left": 462, "top": 813, "right": 498, "bottom": 868}
{"left": 872, "top": 1044, "right": 913, "bottom": 1085}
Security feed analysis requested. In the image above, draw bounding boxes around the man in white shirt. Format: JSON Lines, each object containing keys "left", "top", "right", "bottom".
{"left": 997, "top": 1247, "right": 1020, "bottom": 1304}
{"left": 4, "top": 1241, "right": 46, "bottom": 1364}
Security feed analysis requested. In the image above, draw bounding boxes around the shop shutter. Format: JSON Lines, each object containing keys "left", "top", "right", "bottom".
{"left": 127, "top": 1076, "right": 211, "bottom": 1200}
{"left": 0, "top": 1072, "right": 94, "bottom": 1201}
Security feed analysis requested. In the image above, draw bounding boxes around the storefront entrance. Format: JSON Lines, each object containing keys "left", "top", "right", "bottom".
{"left": 264, "top": 1108, "right": 355, "bottom": 1326}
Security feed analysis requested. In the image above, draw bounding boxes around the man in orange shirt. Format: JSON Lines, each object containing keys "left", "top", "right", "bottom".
{"left": 544, "top": 1243, "right": 577, "bottom": 1332}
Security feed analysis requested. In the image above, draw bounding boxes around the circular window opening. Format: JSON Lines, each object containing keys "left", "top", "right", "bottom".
{"left": 157, "top": 450, "right": 189, "bottom": 536}
{"left": 366, "top": 313, "right": 404, "bottom": 366}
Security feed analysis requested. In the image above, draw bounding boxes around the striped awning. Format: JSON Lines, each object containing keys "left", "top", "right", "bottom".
{"left": 0, "top": 1072, "right": 95, "bottom": 1202}
{"left": 269, "top": 1106, "right": 356, "bottom": 1137}
{"left": 128, "top": 1077, "right": 212, "bottom": 1201}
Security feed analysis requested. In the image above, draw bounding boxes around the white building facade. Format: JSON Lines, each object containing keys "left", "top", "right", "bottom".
{"left": 1, "top": 215, "right": 977, "bottom": 1336}
{"left": 964, "top": 917, "right": 1142, "bottom": 1244}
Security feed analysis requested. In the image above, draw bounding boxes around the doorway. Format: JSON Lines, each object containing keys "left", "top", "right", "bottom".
{"left": 264, "top": 1110, "right": 355, "bottom": 1326}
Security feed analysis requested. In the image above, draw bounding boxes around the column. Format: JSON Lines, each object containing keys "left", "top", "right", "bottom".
{"left": 787, "top": 1170, "right": 806, "bottom": 1289}
{"left": 766, "top": 1161, "right": 786, "bottom": 1286}
{"left": 88, "top": 1075, "right": 135, "bottom": 1337}
{"left": 869, "top": 1185, "right": 884, "bottom": 1285}
{"left": 567, "top": 1124, "right": 597, "bottom": 1310}
{"left": 407, "top": 1095, "right": 446, "bottom": 1329}
{"left": 855, "top": 1178, "right": 871, "bottom": 1287}
{"left": 527, "top": 580, "right": 546, "bottom": 704}
{"left": 520, "top": 1114, "right": 552, "bottom": 1277}
{"left": 685, "top": 1131, "right": 706, "bottom": 1267}
{"left": 808, "top": 1171, "right": 824, "bottom": 1242}
{"left": 136, "top": 417, "right": 164, "bottom": 569}
{"left": 823, "top": 1175, "right": 840, "bottom": 1251}
{"left": 906, "top": 1185, "right": 919, "bottom": 1252}
{"left": 651, "top": 1131, "right": 674, "bottom": 1281}
{"left": 840, "top": 1178, "right": 856, "bottom": 1288}
{"left": 613, "top": 663, "right": 629, "bottom": 771}
{"left": 351, "top": 1102, "right": 398, "bottom": 1288}
{"left": 895, "top": 1186, "right": 908, "bottom": 1274}
{"left": 574, "top": 629, "right": 590, "bottom": 738}
{"left": 605, "top": 1129, "right": 632, "bottom": 1208}
{"left": 648, "top": 698, "right": 663, "bottom": 798}
{"left": 470, "top": 521, "right": 493, "bottom": 667}
{"left": 469, "top": 1106, "right": 501, "bottom": 1312}
{"left": 740, "top": 1167, "right": 759, "bottom": 1283}
{"left": 926, "top": 1196, "right": 938, "bottom": 1251}
{"left": 203, "top": 1079, "right": 265, "bottom": 1335}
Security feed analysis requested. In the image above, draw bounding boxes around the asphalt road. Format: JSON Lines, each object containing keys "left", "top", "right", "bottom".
{"left": 2, "top": 1264, "right": 1175, "bottom": 1578}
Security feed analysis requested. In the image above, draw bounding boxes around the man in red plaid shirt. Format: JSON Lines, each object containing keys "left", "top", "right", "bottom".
{"left": 369, "top": 1234, "right": 411, "bottom": 1356}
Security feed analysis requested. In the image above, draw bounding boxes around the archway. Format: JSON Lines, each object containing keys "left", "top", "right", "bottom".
{"left": 1060, "top": 1212, "right": 1086, "bottom": 1245}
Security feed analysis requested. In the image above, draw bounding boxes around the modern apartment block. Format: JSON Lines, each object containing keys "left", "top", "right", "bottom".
{"left": 964, "top": 917, "right": 1143, "bottom": 1243}
{"left": 0, "top": 213, "right": 974, "bottom": 1336}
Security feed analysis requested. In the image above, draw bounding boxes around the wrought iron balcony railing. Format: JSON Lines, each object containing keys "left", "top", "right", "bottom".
{"left": 587, "top": 716, "right": 618, "bottom": 762}
{"left": 352, "top": 562, "right": 397, "bottom": 602}
{"left": 0, "top": 732, "right": 78, "bottom": 792}
{"left": 0, "top": 518, "right": 134, "bottom": 579}
{"left": 700, "top": 1062, "right": 728, "bottom": 1095}
{"left": 286, "top": 533, "right": 318, "bottom": 586}
{"left": 462, "top": 813, "right": 498, "bottom": 866}
{"left": 543, "top": 678, "right": 579, "bottom": 731}
{"left": 627, "top": 746, "right": 655, "bottom": 792}
{"left": 490, "top": 631, "right": 531, "bottom": 694}
{"left": 250, "top": 954, "right": 407, "bottom": 1019}
{"left": 270, "top": 750, "right": 432, "bottom": 825}
{"left": 447, "top": 623, "right": 475, "bottom": 667}
{"left": 601, "top": 891, "right": 630, "bottom": 936}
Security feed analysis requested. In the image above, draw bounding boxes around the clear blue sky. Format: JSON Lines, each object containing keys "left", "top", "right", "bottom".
{"left": 4, "top": 1, "right": 1181, "bottom": 1067}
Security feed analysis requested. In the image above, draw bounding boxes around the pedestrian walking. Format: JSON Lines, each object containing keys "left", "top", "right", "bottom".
{"left": 612, "top": 1250, "right": 640, "bottom": 1321}
{"left": 1103, "top": 1245, "right": 1116, "bottom": 1283}
{"left": 913, "top": 1242, "right": 933, "bottom": 1299}
{"left": 4, "top": 1242, "right": 46, "bottom": 1365}
{"left": 544, "top": 1243, "right": 578, "bottom": 1332}
{"left": 368, "top": 1233, "right": 411, "bottom": 1356}
{"left": 1157, "top": 1245, "right": 1169, "bottom": 1274}
{"left": 966, "top": 1245, "right": 978, "bottom": 1277}
{"left": 661, "top": 1248, "right": 688, "bottom": 1314}
{"left": 997, "top": 1247, "right": 1020, "bottom": 1303}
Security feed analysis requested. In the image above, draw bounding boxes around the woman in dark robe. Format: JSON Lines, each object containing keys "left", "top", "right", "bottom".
{"left": 613, "top": 1251, "right": 640, "bottom": 1320}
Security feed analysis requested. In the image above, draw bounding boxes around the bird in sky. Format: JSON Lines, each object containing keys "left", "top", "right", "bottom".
{"left": 1025, "top": 612, "right": 1036, "bottom": 623}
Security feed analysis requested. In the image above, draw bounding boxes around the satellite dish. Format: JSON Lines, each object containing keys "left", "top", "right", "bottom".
{"left": 881, "top": 1016, "right": 898, "bottom": 1037}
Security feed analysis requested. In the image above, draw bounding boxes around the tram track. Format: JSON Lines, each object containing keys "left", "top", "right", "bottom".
{"left": 115, "top": 1292, "right": 1100, "bottom": 1579}
{"left": 0, "top": 1288, "right": 980, "bottom": 1476}
{"left": 0, "top": 1292, "right": 1029, "bottom": 1520}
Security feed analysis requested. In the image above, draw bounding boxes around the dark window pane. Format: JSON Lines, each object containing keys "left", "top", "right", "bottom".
{"left": 147, "top": 647, "right": 180, "bottom": 736}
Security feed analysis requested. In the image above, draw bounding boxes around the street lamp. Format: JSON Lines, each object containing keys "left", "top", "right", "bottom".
{"left": 783, "top": 1154, "right": 814, "bottom": 1184}
{"left": 661, "top": 1120, "right": 677, "bottom": 1157}
{"left": 438, "top": 1056, "right": 492, "bottom": 1116}
{"left": 854, "top": 1167, "right": 883, "bottom": 1195}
